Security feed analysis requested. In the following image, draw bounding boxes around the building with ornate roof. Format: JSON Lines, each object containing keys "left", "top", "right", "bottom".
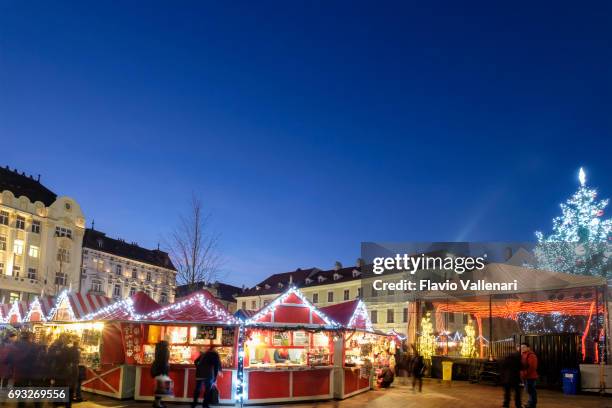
{"left": 0, "top": 166, "right": 86, "bottom": 303}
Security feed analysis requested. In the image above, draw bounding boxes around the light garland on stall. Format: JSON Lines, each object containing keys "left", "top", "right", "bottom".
{"left": 460, "top": 319, "right": 477, "bottom": 358}
{"left": 347, "top": 300, "right": 374, "bottom": 332}
{"left": 80, "top": 296, "right": 139, "bottom": 321}
{"left": 23, "top": 297, "right": 47, "bottom": 323}
{"left": 143, "top": 292, "right": 238, "bottom": 324}
{"left": 235, "top": 324, "right": 246, "bottom": 405}
{"left": 46, "top": 290, "right": 77, "bottom": 322}
{"left": 245, "top": 286, "right": 341, "bottom": 328}
{"left": 5, "top": 300, "right": 23, "bottom": 324}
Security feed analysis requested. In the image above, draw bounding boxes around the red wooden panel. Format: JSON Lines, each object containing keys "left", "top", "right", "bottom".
{"left": 274, "top": 305, "right": 309, "bottom": 324}
{"left": 344, "top": 368, "right": 358, "bottom": 394}
{"left": 139, "top": 368, "right": 156, "bottom": 396}
{"left": 248, "top": 371, "right": 290, "bottom": 399}
{"left": 293, "top": 369, "right": 330, "bottom": 397}
{"left": 101, "top": 367, "right": 121, "bottom": 391}
{"left": 258, "top": 312, "right": 272, "bottom": 322}
{"left": 283, "top": 293, "right": 302, "bottom": 304}
{"left": 359, "top": 375, "right": 370, "bottom": 389}
{"left": 138, "top": 367, "right": 186, "bottom": 398}
{"left": 311, "top": 313, "right": 325, "bottom": 324}
{"left": 186, "top": 368, "right": 233, "bottom": 400}
{"left": 168, "top": 368, "right": 186, "bottom": 398}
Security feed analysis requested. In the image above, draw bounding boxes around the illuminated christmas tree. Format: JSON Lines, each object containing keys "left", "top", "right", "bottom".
{"left": 460, "top": 319, "right": 477, "bottom": 358}
{"left": 535, "top": 168, "right": 611, "bottom": 277}
{"left": 418, "top": 312, "right": 435, "bottom": 363}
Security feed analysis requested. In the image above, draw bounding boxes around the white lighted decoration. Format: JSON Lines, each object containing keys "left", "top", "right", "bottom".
{"left": 23, "top": 297, "right": 47, "bottom": 322}
{"left": 5, "top": 300, "right": 23, "bottom": 323}
{"left": 143, "top": 292, "right": 238, "bottom": 324}
{"left": 245, "top": 286, "right": 340, "bottom": 328}
{"left": 348, "top": 300, "right": 374, "bottom": 332}
{"left": 46, "top": 290, "right": 77, "bottom": 321}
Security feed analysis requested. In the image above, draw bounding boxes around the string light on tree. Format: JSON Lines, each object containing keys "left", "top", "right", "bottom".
{"left": 418, "top": 312, "right": 435, "bottom": 363}
{"left": 535, "top": 167, "right": 611, "bottom": 277}
{"left": 460, "top": 319, "right": 477, "bottom": 358}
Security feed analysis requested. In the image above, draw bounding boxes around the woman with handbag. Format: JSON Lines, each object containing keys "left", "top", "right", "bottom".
{"left": 151, "top": 339, "right": 170, "bottom": 408}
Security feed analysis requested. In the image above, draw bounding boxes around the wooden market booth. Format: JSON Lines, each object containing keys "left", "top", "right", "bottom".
{"left": 320, "top": 299, "right": 397, "bottom": 399}
{"left": 241, "top": 287, "right": 342, "bottom": 404}
{"left": 133, "top": 290, "right": 240, "bottom": 404}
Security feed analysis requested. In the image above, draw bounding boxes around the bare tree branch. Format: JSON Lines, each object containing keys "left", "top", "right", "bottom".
{"left": 165, "top": 195, "right": 222, "bottom": 290}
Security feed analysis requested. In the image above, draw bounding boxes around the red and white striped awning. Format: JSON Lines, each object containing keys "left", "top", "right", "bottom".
{"left": 48, "top": 292, "right": 112, "bottom": 321}
{"left": 1, "top": 301, "right": 28, "bottom": 324}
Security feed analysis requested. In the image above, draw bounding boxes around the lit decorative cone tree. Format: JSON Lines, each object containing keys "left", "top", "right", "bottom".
{"left": 535, "top": 168, "right": 611, "bottom": 277}
{"left": 461, "top": 319, "right": 477, "bottom": 358}
{"left": 418, "top": 312, "right": 435, "bottom": 364}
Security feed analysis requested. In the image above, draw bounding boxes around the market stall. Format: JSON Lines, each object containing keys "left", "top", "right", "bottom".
{"left": 39, "top": 290, "right": 136, "bottom": 399}
{"left": 321, "top": 299, "right": 395, "bottom": 399}
{"left": 0, "top": 300, "right": 27, "bottom": 325}
{"left": 241, "top": 287, "right": 341, "bottom": 404}
{"left": 133, "top": 290, "right": 239, "bottom": 404}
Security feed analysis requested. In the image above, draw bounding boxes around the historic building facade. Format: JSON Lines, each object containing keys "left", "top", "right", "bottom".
{"left": 0, "top": 166, "right": 85, "bottom": 303}
{"left": 80, "top": 228, "right": 177, "bottom": 304}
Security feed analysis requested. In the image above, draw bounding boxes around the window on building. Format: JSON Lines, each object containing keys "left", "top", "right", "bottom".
{"left": 128, "top": 286, "right": 136, "bottom": 296}
{"left": 357, "top": 287, "right": 362, "bottom": 298}
{"left": 15, "top": 216, "right": 25, "bottom": 230}
{"left": 146, "top": 271, "right": 151, "bottom": 282}
{"left": 94, "top": 258, "right": 103, "bottom": 270}
{"left": 31, "top": 220, "right": 41, "bottom": 234}
{"left": 13, "top": 240, "right": 24, "bottom": 255}
{"left": 160, "top": 292, "right": 168, "bottom": 303}
{"left": 327, "top": 291, "right": 334, "bottom": 302}
{"left": 55, "top": 226, "right": 72, "bottom": 239}
{"left": 241, "top": 301, "right": 246, "bottom": 310}
{"left": 0, "top": 211, "right": 8, "bottom": 226}
{"left": 0, "top": 263, "right": 4, "bottom": 275}
{"left": 9, "top": 292, "right": 19, "bottom": 303}
{"left": 12, "top": 265, "right": 21, "bottom": 277}
{"left": 28, "top": 268, "right": 36, "bottom": 280}
{"left": 132, "top": 269, "right": 138, "bottom": 279}
{"left": 263, "top": 300, "right": 270, "bottom": 307}
{"left": 371, "top": 287, "right": 378, "bottom": 297}
{"left": 115, "top": 264, "right": 122, "bottom": 275}
{"left": 113, "top": 284, "right": 122, "bottom": 298}
{"left": 55, "top": 272, "right": 67, "bottom": 286}
{"left": 463, "top": 314, "right": 469, "bottom": 324}
{"left": 449, "top": 312, "right": 455, "bottom": 323}
{"left": 387, "top": 309, "right": 394, "bottom": 323}
{"left": 403, "top": 308, "right": 408, "bottom": 323}
{"left": 312, "top": 293, "right": 319, "bottom": 303}
{"left": 57, "top": 248, "right": 70, "bottom": 263}
{"left": 251, "top": 300, "right": 256, "bottom": 310}
{"left": 0, "top": 235, "right": 6, "bottom": 251}
{"left": 371, "top": 310, "right": 378, "bottom": 324}
{"left": 92, "top": 280, "right": 103, "bottom": 293}
{"left": 29, "top": 245, "right": 39, "bottom": 258}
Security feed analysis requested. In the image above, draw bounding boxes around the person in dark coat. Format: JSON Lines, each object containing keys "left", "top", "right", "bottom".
{"left": 48, "top": 334, "right": 74, "bottom": 408}
{"left": 151, "top": 340, "right": 170, "bottom": 408}
{"left": 70, "top": 339, "right": 85, "bottom": 402}
{"left": 500, "top": 346, "right": 522, "bottom": 408}
{"left": 411, "top": 354, "right": 425, "bottom": 392}
{"left": 0, "top": 331, "right": 17, "bottom": 388}
{"left": 377, "top": 365, "right": 395, "bottom": 388}
{"left": 521, "top": 342, "right": 538, "bottom": 408}
{"left": 192, "top": 346, "right": 222, "bottom": 408}
{"left": 10, "top": 332, "right": 43, "bottom": 408}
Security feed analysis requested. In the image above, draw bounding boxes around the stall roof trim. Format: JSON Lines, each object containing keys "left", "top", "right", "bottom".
{"left": 245, "top": 286, "right": 341, "bottom": 328}
{"left": 141, "top": 289, "right": 238, "bottom": 324}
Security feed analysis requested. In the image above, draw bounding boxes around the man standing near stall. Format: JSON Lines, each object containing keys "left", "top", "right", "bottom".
{"left": 521, "top": 342, "right": 538, "bottom": 408}
{"left": 192, "top": 345, "right": 222, "bottom": 408}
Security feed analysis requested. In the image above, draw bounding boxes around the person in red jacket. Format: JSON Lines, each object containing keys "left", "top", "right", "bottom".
{"left": 520, "top": 342, "right": 538, "bottom": 408}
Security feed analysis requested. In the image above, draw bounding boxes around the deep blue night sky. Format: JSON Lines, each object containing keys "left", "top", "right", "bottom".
{"left": 1, "top": 1, "right": 610, "bottom": 286}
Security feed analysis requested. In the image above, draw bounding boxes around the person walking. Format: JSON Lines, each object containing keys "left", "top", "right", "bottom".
{"left": 411, "top": 354, "right": 425, "bottom": 392}
{"left": 0, "top": 331, "right": 17, "bottom": 388}
{"left": 10, "top": 331, "right": 42, "bottom": 408}
{"left": 520, "top": 342, "right": 538, "bottom": 408}
{"left": 192, "top": 346, "right": 222, "bottom": 408}
{"left": 500, "top": 345, "right": 522, "bottom": 408}
{"left": 151, "top": 339, "right": 170, "bottom": 408}
{"left": 48, "top": 334, "right": 74, "bottom": 408}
